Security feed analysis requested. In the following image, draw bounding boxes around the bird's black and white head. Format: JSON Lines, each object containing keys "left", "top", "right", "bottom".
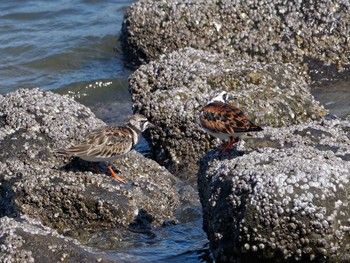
{"left": 209, "top": 91, "right": 228, "bottom": 103}
{"left": 127, "top": 114, "right": 155, "bottom": 132}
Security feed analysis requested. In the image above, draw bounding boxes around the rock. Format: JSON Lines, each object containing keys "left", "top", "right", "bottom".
{"left": 0, "top": 88, "right": 199, "bottom": 260}
{"left": 1, "top": 150, "right": 183, "bottom": 231}
{"left": 198, "top": 118, "right": 350, "bottom": 262}
{"left": 0, "top": 216, "right": 113, "bottom": 263}
{"left": 121, "top": 0, "right": 350, "bottom": 77}
{"left": 0, "top": 87, "right": 104, "bottom": 149}
{"left": 129, "top": 48, "right": 326, "bottom": 180}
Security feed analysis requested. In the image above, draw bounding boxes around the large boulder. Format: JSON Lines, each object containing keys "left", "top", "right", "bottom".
{"left": 198, "top": 118, "right": 350, "bottom": 262}
{"left": 0, "top": 88, "right": 198, "bottom": 260}
{"left": 129, "top": 48, "right": 326, "bottom": 179}
{"left": 121, "top": 0, "right": 350, "bottom": 76}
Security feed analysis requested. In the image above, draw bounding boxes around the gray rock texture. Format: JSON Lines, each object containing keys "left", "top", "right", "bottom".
{"left": 121, "top": 0, "right": 350, "bottom": 76}
{"left": 0, "top": 216, "right": 113, "bottom": 263}
{"left": 198, "top": 118, "right": 350, "bottom": 262}
{"left": 129, "top": 48, "right": 326, "bottom": 179}
{"left": 0, "top": 88, "right": 198, "bottom": 261}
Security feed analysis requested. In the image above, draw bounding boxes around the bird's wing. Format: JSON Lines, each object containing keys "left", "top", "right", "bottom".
{"left": 199, "top": 101, "right": 261, "bottom": 135}
{"left": 59, "top": 126, "right": 134, "bottom": 158}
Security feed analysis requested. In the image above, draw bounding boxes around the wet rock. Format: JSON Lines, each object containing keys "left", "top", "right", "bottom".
{"left": 0, "top": 216, "right": 113, "bottom": 263}
{"left": 129, "top": 48, "right": 326, "bottom": 180}
{"left": 198, "top": 118, "right": 350, "bottom": 262}
{"left": 121, "top": 0, "right": 350, "bottom": 78}
{"left": 0, "top": 88, "right": 198, "bottom": 260}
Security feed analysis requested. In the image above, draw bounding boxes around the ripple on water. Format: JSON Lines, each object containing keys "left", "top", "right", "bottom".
{"left": 75, "top": 219, "right": 214, "bottom": 263}
{"left": 0, "top": 0, "right": 132, "bottom": 93}
{"left": 54, "top": 77, "right": 132, "bottom": 125}
{"left": 312, "top": 79, "right": 350, "bottom": 119}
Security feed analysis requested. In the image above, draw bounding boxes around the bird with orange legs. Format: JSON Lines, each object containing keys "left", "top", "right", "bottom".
{"left": 198, "top": 91, "right": 263, "bottom": 154}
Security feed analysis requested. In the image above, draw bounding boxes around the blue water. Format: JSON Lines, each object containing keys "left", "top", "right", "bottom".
{"left": 0, "top": 0, "right": 131, "bottom": 93}
{"left": 86, "top": 219, "right": 214, "bottom": 263}
{"left": 112, "top": 221, "right": 214, "bottom": 263}
{"left": 0, "top": 1, "right": 212, "bottom": 262}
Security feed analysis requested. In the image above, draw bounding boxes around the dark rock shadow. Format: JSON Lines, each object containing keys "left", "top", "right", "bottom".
{"left": 199, "top": 146, "right": 240, "bottom": 165}
{"left": 128, "top": 209, "right": 156, "bottom": 238}
{"left": 0, "top": 176, "right": 17, "bottom": 218}
{"left": 57, "top": 157, "right": 121, "bottom": 177}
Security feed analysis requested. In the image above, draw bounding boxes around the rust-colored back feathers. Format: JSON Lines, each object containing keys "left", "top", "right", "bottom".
{"left": 199, "top": 101, "right": 262, "bottom": 135}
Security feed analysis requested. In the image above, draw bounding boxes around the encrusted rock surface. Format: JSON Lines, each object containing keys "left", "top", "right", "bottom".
{"left": 121, "top": 0, "right": 350, "bottom": 77}
{"left": 0, "top": 216, "right": 114, "bottom": 263}
{"left": 1, "top": 150, "right": 183, "bottom": 231}
{"left": 129, "top": 48, "right": 326, "bottom": 179}
{"left": 0, "top": 88, "right": 198, "bottom": 261}
{"left": 198, "top": 118, "right": 350, "bottom": 262}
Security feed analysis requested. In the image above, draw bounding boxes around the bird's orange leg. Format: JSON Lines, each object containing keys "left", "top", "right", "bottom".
{"left": 107, "top": 164, "right": 126, "bottom": 184}
{"left": 227, "top": 137, "right": 240, "bottom": 148}
{"left": 219, "top": 137, "right": 240, "bottom": 155}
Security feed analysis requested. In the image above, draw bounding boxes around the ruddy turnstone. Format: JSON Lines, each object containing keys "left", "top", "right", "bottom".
{"left": 56, "top": 114, "right": 154, "bottom": 184}
{"left": 198, "top": 91, "right": 263, "bottom": 154}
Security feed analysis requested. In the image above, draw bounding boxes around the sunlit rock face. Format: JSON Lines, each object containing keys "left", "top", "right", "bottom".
{"left": 121, "top": 0, "right": 350, "bottom": 79}
{"left": 198, "top": 119, "right": 350, "bottom": 262}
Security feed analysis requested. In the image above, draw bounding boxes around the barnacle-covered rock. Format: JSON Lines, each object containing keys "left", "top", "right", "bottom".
{"left": 198, "top": 118, "right": 350, "bottom": 262}
{"left": 0, "top": 216, "right": 114, "bottom": 263}
{"left": 121, "top": 0, "right": 350, "bottom": 79}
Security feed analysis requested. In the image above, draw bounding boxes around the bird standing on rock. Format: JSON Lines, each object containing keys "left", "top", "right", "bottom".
{"left": 198, "top": 91, "right": 263, "bottom": 154}
{"left": 56, "top": 114, "right": 155, "bottom": 184}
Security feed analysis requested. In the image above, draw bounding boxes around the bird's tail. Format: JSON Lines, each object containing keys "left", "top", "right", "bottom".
{"left": 250, "top": 125, "right": 263, "bottom": 132}
{"left": 55, "top": 148, "right": 72, "bottom": 156}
